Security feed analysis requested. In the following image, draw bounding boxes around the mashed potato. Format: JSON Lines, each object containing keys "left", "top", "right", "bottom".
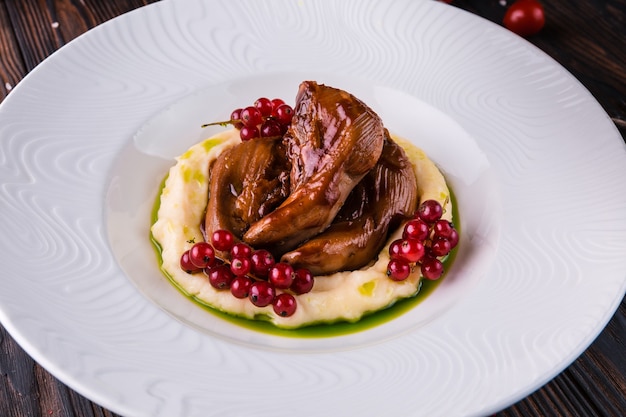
{"left": 151, "top": 129, "right": 452, "bottom": 328}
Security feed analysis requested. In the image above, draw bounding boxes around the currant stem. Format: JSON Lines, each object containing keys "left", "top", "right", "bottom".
{"left": 201, "top": 119, "right": 238, "bottom": 128}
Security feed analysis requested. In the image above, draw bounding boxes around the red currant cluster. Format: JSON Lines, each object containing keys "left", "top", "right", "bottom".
{"left": 226, "top": 97, "right": 294, "bottom": 141}
{"left": 386, "top": 200, "right": 459, "bottom": 281}
{"left": 179, "top": 229, "right": 313, "bottom": 317}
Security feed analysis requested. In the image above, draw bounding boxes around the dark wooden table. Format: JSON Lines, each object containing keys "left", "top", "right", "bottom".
{"left": 1, "top": 1, "right": 624, "bottom": 416}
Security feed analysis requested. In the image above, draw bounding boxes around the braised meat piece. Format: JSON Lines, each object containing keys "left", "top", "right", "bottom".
{"left": 243, "top": 81, "right": 385, "bottom": 254}
{"left": 281, "top": 135, "right": 418, "bottom": 275}
{"left": 204, "top": 136, "right": 290, "bottom": 240}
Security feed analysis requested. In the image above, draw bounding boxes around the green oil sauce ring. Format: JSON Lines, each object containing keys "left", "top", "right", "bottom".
{"left": 150, "top": 149, "right": 459, "bottom": 339}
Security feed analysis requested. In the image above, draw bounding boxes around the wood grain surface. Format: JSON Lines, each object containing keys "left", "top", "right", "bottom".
{"left": 1, "top": 0, "right": 625, "bottom": 416}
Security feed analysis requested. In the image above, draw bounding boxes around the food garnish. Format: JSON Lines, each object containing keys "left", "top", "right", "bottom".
{"left": 153, "top": 81, "right": 459, "bottom": 327}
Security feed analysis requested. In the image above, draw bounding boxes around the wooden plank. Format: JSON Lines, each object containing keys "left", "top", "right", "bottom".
{"left": 4, "top": 0, "right": 158, "bottom": 71}
{"left": 1, "top": 0, "right": 159, "bottom": 101}
{"left": 4, "top": 0, "right": 61, "bottom": 72}
{"left": 0, "top": 0, "right": 26, "bottom": 101}
{"left": 0, "top": 325, "right": 41, "bottom": 417}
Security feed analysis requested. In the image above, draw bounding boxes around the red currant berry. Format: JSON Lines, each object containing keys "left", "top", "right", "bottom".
{"left": 206, "top": 264, "right": 235, "bottom": 289}
{"left": 403, "top": 218, "right": 430, "bottom": 241}
{"left": 230, "top": 257, "right": 252, "bottom": 276}
{"left": 180, "top": 250, "right": 201, "bottom": 274}
{"left": 250, "top": 249, "right": 275, "bottom": 278}
{"left": 389, "top": 239, "right": 403, "bottom": 259}
{"left": 389, "top": 238, "right": 425, "bottom": 263}
{"left": 211, "top": 229, "right": 235, "bottom": 252}
{"left": 239, "top": 125, "right": 259, "bottom": 141}
{"left": 503, "top": 0, "right": 545, "bottom": 37}
{"left": 270, "top": 98, "right": 285, "bottom": 114}
{"left": 249, "top": 281, "right": 275, "bottom": 307}
{"left": 274, "top": 104, "right": 294, "bottom": 126}
{"left": 230, "top": 108, "right": 244, "bottom": 129}
{"left": 447, "top": 228, "right": 459, "bottom": 249}
{"left": 405, "top": 239, "right": 425, "bottom": 262}
{"left": 188, "top": 242, "right": 215, "bottom": 268}
{"left": 417, "top": 200, "right": 443, "bottom": 223}
{"left": 240, "top": 106, "right": 263, "bottom": 128}
{"left": 230, "top": 275, "right": 253, "bottom": 299}
{"left": 429, "top": 237, "right": 452, "bottom": 257}
{"left": 433, "top": 220, "right": 454, "bottom": 239}
{"left": 260, "top": 119, "right": 283, "bottom": 138}
{"left": 230, "top": 242, "right": 252, "bottom": 259}
{"left": 387, "top": 259, "right": 411, "bottom": 281}
{"left": 273, "top": 293, "right": 297, "bottom": 317}
{"left": 254, "top": 97, "right": 273, "bottom": 117}
{"left": 291, "top": 268, "right": 314, "bottom": 294}
{"left": 268, "top": 262, "right": 295, "bottom": 289}
{"left": 421, "top": 257, "right": 444, "bottom": 280}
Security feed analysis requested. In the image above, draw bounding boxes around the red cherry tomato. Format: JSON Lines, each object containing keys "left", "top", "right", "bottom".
{"left": 503, "top": 0, "right": 545, "bottom": 37}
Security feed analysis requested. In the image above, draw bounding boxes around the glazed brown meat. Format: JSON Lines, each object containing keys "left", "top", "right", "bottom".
{"left": 281, "top": 135, "right": 418, "bottom": 275}
{"left": 243, "top": 81, "right": 386, "bottom": 254}
{"left": 204, "top": 136, "right": 290, "bottom": 240}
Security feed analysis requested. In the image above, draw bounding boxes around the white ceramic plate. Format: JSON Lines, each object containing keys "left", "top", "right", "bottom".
{"left": 1, "top": 1, "right": 625, "bottom": 416}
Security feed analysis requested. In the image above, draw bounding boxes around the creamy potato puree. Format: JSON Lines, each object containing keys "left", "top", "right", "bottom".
{"left": 151, "top": 129, "right": 452, "bottom": 328}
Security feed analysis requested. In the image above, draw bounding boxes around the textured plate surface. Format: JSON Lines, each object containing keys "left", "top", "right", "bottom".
{"left": 1, "top": 0, "right": 626, "bottom": 416}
